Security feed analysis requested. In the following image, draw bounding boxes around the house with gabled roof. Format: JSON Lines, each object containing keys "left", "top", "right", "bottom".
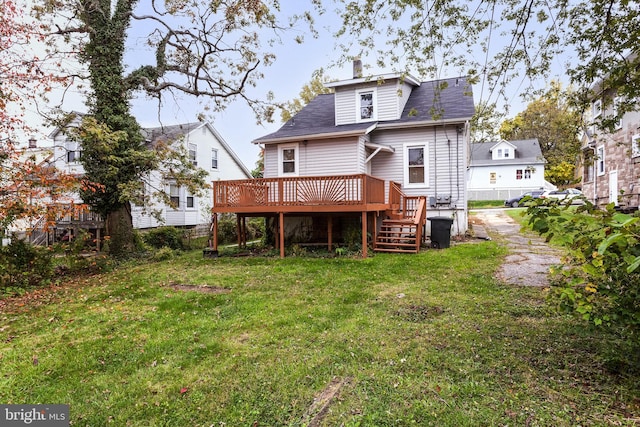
{"left": 467, "top": 139, "right": 551, "bottom": 200}
{"left": 47, "top": 118, "right": 250, "bottom": 243}
{"left": 211, "top": 63, "right": 475, "bottom": 257}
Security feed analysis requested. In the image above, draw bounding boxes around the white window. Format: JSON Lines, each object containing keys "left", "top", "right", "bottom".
{"left": 66, "top": 142, "right": 81, "bottom": 163}
{"left": 516, "top": 169, "right": 523, "bottom": 180}
{"left": 597, "top": 146, "right": 605, "bottom": 176}
{"left": 278, "top": 143, "right": 299, "bottom": 176}
{"left": 188, "top": 144, "right": 197, "bottom": 166}
{"left": 497, "top": 148, "right": 503, "bottom": 158}
{"left": 524, "top": 169, "right": 531, "bottom": 179}
{"left": 613, "top": 96, "right": 622, "bottom": 130}
{"left": 592, "top": 99, "right": 602, "bottom": 118}
{"left": 504, "top": 149, "right": 510, "bottom": 158}
{"left": 186, "top": 193, "right": 194, "bottom": 209}
{"left": 211, "top": 149, "right": 218, "bottom": 169}
{"left": 632, "top": 134, "right": 640, "bottom": 158}
{"left": 403, "top": 143, "right": 428, "bottom": 187}
{"left": 356, "top": 89, "right": 376, "bottom": 122}
{"left": 169, "top": 184, "right": 180, "bottom": 208}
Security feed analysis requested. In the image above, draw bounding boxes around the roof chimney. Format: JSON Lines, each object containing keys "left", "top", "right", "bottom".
{"left": 353, "top": 58, "right": 362, "bottom": 79}
{"left": 28, "top": 137, "right": 37, "bottom": 148}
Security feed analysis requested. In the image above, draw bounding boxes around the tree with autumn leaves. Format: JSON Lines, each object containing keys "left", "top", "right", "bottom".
{"left": 0, "top": 0, "right": 83, "bottom": 240}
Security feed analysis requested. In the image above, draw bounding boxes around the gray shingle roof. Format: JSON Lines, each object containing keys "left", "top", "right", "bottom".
{"left": 469, "top": 139, "right": 546, "bottom": 166}
{"left": 254, "top": 76, "right": 474, "bottom": 143}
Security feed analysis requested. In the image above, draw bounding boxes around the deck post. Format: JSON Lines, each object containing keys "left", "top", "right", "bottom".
{"left": 213, "top": 214, "right": 218, "bottom": 251}
{"left": 327, "top": 215, "right": 333, "bottom": 252}
{"left": 361, "top": 211, "right": 368, "bottom": 258}
{"left": 279, "top": 212, "right": 285, "bottom": 258}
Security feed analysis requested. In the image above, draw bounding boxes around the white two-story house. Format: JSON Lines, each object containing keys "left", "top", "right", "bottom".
{"left": 211, "top": 64, "right": 475, "bottom": 256}
{"left": 50, "top": 119, "right": 251, "bottom": 237}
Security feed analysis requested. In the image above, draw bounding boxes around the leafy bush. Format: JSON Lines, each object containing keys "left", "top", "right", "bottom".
{"left": 151, "top": 246, "right": 175, "bottom": 262}
{"left": 143, "top": 227, "right": 185, "bottom": 250}
{"left": 526, "top": 200, "right": 640, "bottom": 330}
{"left": 217, "top": 214, "right": 264, "bottom": 244}
{"left": 0, "top": 239, "right": 54, "bottom": 291}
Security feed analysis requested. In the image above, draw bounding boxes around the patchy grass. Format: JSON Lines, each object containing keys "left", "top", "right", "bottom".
{"left": 0, "top": 243, "right": 638, "bottom": 426}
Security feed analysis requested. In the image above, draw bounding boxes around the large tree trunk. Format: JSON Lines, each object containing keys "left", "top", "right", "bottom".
{"left": 105, "top": 203, "right": 136, "bottom": 258}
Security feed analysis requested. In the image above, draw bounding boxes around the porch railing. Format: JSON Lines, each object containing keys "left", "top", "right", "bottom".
{"left": 213, "top": 174, "right": 386, "bottom": 209}
{"left": 389, "top": 181, "right": 426, "bottom": 221}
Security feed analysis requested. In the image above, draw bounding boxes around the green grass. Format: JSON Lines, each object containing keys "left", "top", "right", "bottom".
{"left": 1, "top": 244, "right": 638, "bottom": 426}
{"left": 468, "top": 200, "right": 505, "bottom": 209}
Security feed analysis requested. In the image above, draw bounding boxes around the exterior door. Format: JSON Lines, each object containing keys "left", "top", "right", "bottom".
{"left": 609, "top": 170, "right": 618, "bottom": 206}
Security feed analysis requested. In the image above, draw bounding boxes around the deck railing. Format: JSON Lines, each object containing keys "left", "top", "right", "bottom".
{"left": 213, "top": 174, "right": 386, "bottom": 209}
{"left": 389, "top": 181, "right": 425, "bottom": 221}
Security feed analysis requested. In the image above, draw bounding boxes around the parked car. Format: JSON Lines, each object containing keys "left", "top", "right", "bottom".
{"left": 504, "top": 190, "right": 544, "bottom": 208}
{"left": 540, "top": 188, "right": 584, "bottom": 204}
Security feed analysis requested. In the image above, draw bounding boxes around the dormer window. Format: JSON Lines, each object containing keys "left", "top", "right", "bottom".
{"left": 356, "top": 89, "right": 377, "bottom": 122}
{"left": 504, "top": 149, "right": 509, "bottom": 158}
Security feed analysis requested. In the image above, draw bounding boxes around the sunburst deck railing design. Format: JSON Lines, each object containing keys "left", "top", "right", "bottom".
{"left": 213, "top": 174, "right": 387, "bottom": 213}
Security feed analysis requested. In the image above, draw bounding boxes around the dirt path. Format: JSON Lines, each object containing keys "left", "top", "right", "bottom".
{"left": 470, "top": 209, "right": 563, "bottom": 287}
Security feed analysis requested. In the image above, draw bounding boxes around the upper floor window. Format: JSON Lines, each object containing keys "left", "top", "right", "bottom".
{"left": 278, "top": 143, "right": 299, "bottom": 176}
{"left": 504, "top": 149, "right": 510, "bottom": 158}
{"left": 516, "top": 169, "right": 523, "bottom": 180}
{"left": 211, "top": 149, "right": 218, "bottom": 169}
{"left": 403, "top": 143, "right": 428, "bottom": 187}
{"left": 597, "top": 145, "right": 605, "bottom": 176}
{"left": 592, "top": 99, "right": 602, "bottom": 118}
{"left": 186, "top": 193, "right": 194, "bottom": 209}
{"left": 66, "top": 150, "right": 81, "bottom": 163}
{"left": 188, "top": 144, "right": 197, "bottom": 166}
{"left": 524, "top": 169, "right": 531, "bottom": 179}
{"left": 356, "top": 89, "right": 376, "bottom": 122}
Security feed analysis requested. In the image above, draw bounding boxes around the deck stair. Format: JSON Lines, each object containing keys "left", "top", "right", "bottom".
{"left": 374, "top": 182, "right": 427, "bottom": 254}
{"left": 374, "top": 219, "right": 421, "bottom": 253}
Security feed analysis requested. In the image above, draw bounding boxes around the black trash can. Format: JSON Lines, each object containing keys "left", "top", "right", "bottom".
{"left": 428, "top": 216, "right": 454, "bottom": 249}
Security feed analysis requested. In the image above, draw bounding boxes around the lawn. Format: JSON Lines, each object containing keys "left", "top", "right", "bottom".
{"left": 1, "top": 242, "right": 638, "bottom": 426}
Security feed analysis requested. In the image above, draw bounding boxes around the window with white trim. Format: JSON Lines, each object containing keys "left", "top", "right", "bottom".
{"left": 403, "top": 143, "right": 428, "bottom": 187}
{"left": 65, "top": 141, "right": 81, "bottom": 163}
{"left": 597, "top": 146, "right": 605, "bottom": 176}
{"left": 186, "top": 193, "right": 194, "bottom": 209}
{"left": 632, "top": 134, "right": 640, "bottom": 158}
{"left": 613, "top": 96, "right": 622, "bottom": 130}
{"left": 516, "top": 169, "right": 523, "bottom": 180}
{"left": 188, "top": 144, "right": 197, "bottom": 166}
{"left": 524, "top": 168, "right": 531, "bottom": 179}
{"left": 278, "top": 143, "right": 299, "bottom": 176}
{"left": 169, "top": 184, "right": 180, "bottom": 208}
{"left": 504, "top": 148, "right": 510, "bottom": 158}
{"left": 356, "top": 89, "right": 376, "bottom": 122}
{"left": 592, "top": 99, "right": 602, "bottom": 118}
{"left": 211, "top": 149, "right": 218, "bottom": 169}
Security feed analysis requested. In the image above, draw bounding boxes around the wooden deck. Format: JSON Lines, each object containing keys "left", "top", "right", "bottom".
{"left": 211, "top": 174, "right": 426, "bottom": 257}
{"left": 213, "top": 174, "right": 389, "bottom": 214}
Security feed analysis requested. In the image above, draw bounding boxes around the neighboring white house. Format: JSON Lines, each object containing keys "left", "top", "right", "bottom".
{"left": 467, "top": 139, "right": 553, "bottom": 200}
{"left": 50, "top": 119, "right": 251, "bottom": 233}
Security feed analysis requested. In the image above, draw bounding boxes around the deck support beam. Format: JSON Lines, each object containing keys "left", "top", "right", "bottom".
{"left": 212, "top": 214, "right": 218, "bottom": 252}
{"left": 328, "top": 215, "right": 333, "bottom": 252}
{"left": 362, "top": 211, "right": 368, "bottom": 258}
{"left": 279, "top": 212, "right": 285, "bottom": 258}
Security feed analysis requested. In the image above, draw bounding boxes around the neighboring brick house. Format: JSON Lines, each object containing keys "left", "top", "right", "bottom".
{"left": 581, "top": 92, "right": 640, "bottom": 211}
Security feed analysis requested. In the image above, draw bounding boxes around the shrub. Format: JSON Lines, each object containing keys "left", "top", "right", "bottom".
{"left": 143, "top": 227, "right": 185, "bottom": 250}
{"left": 0, "top": 239, "right": 54, "bottom": 291}
{"left": 526, "top": 199, "right": 640, "bottom": 330}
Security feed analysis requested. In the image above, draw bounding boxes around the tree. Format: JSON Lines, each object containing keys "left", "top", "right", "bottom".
{"left": 331, "top": 1, "right": 640, "bottom": 123}
{"left": 279, "top": 69, "right": 334, "bottom": 123}
{"left": 0, "top": 0, "right": 82, "bottom": 238}
{"left": 499, "top": 82, "right": 582, "bottom": 186}
{"left": 33, "top": 0, "right": 309, "bottom": 257}
{"left": 471, "top": 101, "right": 505, "bottom": 143}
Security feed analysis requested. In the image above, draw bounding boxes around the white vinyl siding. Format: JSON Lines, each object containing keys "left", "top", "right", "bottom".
{"left": 335, "top": 88, "right": 356, "bottom": 125}
{"left": 265, "top": 138, "right": 364, "bottom": 178}
{"left": 376, "top": 82, "right": 403, "bottom": 121}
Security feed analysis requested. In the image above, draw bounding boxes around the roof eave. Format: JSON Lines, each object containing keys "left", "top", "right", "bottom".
{"left": 253, "top": 128, "right": 374, "bottom": 145}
